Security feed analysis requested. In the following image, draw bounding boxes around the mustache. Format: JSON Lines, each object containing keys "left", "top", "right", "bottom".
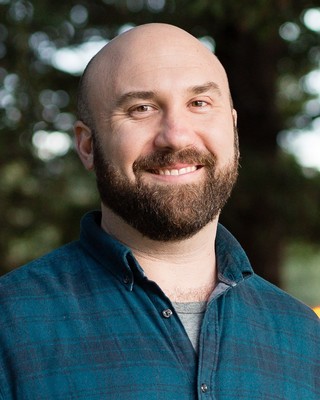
{"left": 133, "top": 148, "right": 216, "bottom": 172}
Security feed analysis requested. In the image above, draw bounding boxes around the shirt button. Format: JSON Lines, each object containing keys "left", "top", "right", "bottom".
{"left": 123, "top": 275, "right": 130, "bottom": 284}
{"left": 162, "top": 309, "right": 173, "bottom": 318}
{"left": 201, "top": 383, "right": 208, "bottom": 393}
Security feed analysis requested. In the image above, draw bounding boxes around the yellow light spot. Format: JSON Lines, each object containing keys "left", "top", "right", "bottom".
{"left": 313, "top": 307, "right": 320, "bottom": 318}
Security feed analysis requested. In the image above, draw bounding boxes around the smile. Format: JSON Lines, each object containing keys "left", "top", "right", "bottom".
{"left": 151, "top": 166, "right": 199, "bottom": 176}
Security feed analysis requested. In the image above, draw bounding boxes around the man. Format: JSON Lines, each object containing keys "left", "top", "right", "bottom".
{"left": 0, "top": 23, "right": 318, "bottom": 399}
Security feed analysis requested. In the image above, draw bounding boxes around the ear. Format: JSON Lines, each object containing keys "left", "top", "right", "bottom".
{"left": 232, "top": 109, "right": 238, "bottom": 127}
{"left": 74, "top": 120, "right": 94, "bottom": 171}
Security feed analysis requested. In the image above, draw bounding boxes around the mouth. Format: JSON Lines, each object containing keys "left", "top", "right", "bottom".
{"left": 148, "top": 165, "right": 202, "bottom": 176}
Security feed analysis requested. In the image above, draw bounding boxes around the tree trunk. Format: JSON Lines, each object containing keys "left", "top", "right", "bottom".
{"left": 217, "top": 27, "right": 286, "bottom": 286}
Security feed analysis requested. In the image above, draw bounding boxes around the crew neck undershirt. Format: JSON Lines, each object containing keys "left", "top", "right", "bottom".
{"left": 172, "top": 301, "right": 207, "bottom": 353}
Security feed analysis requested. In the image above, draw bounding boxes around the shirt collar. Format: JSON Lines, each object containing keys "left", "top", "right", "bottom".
{"left": 80, "top": 210, "right": 143, "bottom": 291}
{"left": 215, "top": 224, "right": 254, "bottom": 286}
{"left": 80, "top": 211, "right": 253, "bottom": 291}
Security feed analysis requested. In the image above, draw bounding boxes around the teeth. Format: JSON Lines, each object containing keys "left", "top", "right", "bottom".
{"left": 158, "top": 166, "right": 197, "bottom": 176}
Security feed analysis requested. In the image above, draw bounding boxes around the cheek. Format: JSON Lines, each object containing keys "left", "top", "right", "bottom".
{"left": 106, "top": 132, "right": 150, "bottom": 178}
{"left": 110, "top": 117, "right": 160, "bottom": 158}
{"left": 204, "top": 120, "right": 235, "bottom": 159}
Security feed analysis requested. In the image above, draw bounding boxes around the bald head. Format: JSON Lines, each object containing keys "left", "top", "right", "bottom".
{"left": 93, "top": 23, "right": 221, "bottom": 70}
{"left": 77, "top": 23, "right": 231, "bottom": 128}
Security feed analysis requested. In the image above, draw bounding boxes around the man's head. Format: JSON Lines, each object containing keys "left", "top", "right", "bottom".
{"left": 75, "top": 23, "right": 239, "bottom": 241}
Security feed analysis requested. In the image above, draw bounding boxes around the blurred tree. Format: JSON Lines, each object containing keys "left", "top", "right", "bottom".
{"left": 0, "top": 0, "right": 319, "bottom": 286}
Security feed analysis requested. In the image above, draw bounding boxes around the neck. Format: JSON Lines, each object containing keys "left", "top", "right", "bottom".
{"left": 101, "top": 205, "right": 219, "bottom": 302}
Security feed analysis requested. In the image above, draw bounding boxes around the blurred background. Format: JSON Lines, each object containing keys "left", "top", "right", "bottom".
{"left": 0, "top": 0, "right": 319, "bottom": 309}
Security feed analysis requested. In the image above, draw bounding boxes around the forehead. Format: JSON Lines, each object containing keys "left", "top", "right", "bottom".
{"left": 126, "top": 62, "right": 219, "bottom": 95}
{"left": 88, "top": 26, "right": 230, "bottom": 104}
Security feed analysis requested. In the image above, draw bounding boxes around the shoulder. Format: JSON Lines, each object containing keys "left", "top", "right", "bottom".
{"left": 240, "top": 273, "right": 319, "bottom": 329}
{"left": 0, "top": 241, "right": 84, "bottom": 294}
{"left": 221, "top": 273, "right": 320, "bottom": 366}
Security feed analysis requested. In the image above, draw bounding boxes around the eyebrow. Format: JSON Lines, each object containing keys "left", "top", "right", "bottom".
{"left": 115, "top": 81, "right": 222, "bottom": 108}
{"left": 187, "top": 81, "right": 222, "bottom": 96}
{"left": 115, "top": 91, "right": 156, "bottom": 108}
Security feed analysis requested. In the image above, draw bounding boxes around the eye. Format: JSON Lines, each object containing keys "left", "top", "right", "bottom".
{"left": 133, "top": 105, "right": 153, "bottom": 112}
{"left": 128, "top": 104, "right": 157, "bottom": 118}
{"left": 190, "top": 100, "right": 208, "bottom": 108}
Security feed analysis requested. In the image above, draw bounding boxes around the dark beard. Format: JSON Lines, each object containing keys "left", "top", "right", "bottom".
{"left": 93, "top": 140, "right": 239, "bottom": 242}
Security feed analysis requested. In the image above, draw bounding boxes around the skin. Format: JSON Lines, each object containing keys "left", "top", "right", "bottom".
{"left": 74, "top": 23, "right": 238, "bottom": 302}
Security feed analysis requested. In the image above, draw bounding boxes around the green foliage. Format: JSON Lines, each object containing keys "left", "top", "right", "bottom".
{"left": 0, "top": 0, "right": 320, "bottom": 287}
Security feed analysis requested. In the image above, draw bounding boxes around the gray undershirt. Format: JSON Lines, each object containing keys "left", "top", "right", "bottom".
{"left": 172, "top": 301, "right": 207, "bottom": 353}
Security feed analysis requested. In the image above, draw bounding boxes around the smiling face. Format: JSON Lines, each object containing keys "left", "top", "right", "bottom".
{"left": 75, "top": 24, "right": 239, "bottom": 241}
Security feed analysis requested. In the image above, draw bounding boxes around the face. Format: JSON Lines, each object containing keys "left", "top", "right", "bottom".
{"left": 77, "top": 24, "right": 239, "bottom": 241}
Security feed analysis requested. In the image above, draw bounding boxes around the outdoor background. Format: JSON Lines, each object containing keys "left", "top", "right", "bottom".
{"left": 1, "top": 0, "right": 320, "bottom": 308}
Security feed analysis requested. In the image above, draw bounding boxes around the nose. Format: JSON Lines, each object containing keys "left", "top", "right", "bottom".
{"left": 153, "top": 110, "right": 196, "bottom": 151}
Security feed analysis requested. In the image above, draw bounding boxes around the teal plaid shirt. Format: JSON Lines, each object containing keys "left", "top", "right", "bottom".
{"left": 0, "top": 211, "right": 319, "bottom": 399}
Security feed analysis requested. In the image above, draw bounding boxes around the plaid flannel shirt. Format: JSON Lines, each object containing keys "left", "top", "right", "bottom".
{"left": 0, "top": 211, "right": 319, "bottom": 399}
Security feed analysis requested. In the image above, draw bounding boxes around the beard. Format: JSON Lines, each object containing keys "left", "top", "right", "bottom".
{"left": 93, "top": 133, "right": 239, "bottom": 242}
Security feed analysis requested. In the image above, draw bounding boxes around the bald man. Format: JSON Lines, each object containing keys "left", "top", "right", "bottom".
{"left": 0, "top": 24, "right": 319, "bottom": 400}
